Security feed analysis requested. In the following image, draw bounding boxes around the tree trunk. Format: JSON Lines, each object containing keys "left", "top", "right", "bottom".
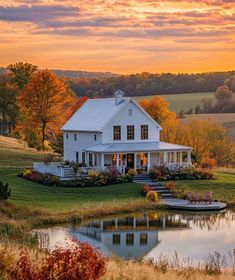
{"left": 42, "top": 121, "right": 46, "bottom": 150}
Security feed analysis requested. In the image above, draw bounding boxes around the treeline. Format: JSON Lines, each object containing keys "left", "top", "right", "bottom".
{"left": 68, "top": 71, "right": 235, "bottom": 98}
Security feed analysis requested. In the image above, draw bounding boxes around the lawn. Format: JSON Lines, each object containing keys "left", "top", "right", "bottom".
{"left": 171, "top": 172, "right": 235, "bottom": 202}
{"left": 133, "top": 92, "right": 215, "bottom": 113}
{"left": 0, "top": 168, "right": 143, "bottom": 210}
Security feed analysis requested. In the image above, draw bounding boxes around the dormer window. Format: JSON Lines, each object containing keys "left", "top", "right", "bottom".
{"left": 113, "top": 126, "right": 121, "bottom": 140}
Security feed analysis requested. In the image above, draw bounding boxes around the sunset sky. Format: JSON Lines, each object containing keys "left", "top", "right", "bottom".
{"left": 0, "top": 0, "right": 234, "bottom": 74}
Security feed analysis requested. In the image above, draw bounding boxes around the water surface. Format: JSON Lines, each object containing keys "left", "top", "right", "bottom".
{"left": 35, "top": 210, "right": 235, "bottom": 263}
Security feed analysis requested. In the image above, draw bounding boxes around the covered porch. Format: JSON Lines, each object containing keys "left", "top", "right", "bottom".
{"left": 84, "top": 142, "right": 192, "bottom": 174}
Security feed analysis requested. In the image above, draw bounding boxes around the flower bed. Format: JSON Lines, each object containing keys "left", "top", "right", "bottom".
{"left": 149, "top": 165, "right": 213, "bottom": 181}
{"left": 19, "top": 169, "right": 133, "bottom": 187}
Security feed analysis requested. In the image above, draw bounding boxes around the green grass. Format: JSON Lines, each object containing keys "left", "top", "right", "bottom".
{"left": 171, "top": 172, "right": 235, "bottom": 202}
{"left": 0, "top": 147, "right": 45, "bottom": 167}
{"left": 0, "top": 168, "right": 143, "bottom": 210}
{"left": 133, "top": 92, "right": 215, "bottom": 113}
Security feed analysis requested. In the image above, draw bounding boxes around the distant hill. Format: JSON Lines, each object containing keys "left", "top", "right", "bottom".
{"left": 0, "top": 67, "right": 117, "bottom": 79}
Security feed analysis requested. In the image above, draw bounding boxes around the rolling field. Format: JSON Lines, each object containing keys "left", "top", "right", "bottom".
{"left": 181, "top": 113, "right": 235, "bottom": 140}
{"left": 133, "top": 92, "right": 215, "bottom": 113}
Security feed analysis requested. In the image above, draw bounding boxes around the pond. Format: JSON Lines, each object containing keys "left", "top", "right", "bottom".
{"left": 35, "top": 210, "right": 235, "bottom": 264}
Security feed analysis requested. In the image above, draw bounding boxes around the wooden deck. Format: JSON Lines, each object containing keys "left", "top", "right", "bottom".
{"left": 163, "top": 198, "right": 227, "bottom": 211}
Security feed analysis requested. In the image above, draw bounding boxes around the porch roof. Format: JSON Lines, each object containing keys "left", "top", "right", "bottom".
{"left": 84, "top": 141, "right": 191, "bottom": 153}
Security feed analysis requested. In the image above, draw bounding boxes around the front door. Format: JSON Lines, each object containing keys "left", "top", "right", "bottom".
{"left": 127, "top": 153, "right": 134, "bottom": 169}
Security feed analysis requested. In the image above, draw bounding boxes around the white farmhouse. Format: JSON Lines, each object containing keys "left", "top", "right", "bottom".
{"left": 61, "top": 90, "right": 192, "bottom": 174}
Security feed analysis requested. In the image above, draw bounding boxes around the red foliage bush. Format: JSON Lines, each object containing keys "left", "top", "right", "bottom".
{"left": 142, "top": 184, "right": 151, "bottom": 195}
{"left": 165, "top": 181, "right": 176, "bottom": 191}
{"left": 8, "top": 240, "right": 106, "bottom": 280}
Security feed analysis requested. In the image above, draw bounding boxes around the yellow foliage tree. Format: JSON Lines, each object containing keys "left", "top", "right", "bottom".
{"left": 16, "top": 70, "right": 75, "bottom": 149}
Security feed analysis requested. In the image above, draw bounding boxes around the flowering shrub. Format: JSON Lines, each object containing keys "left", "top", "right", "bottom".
{"left": 141, "top": 184, "right": 151, "bottom": 195}
{"left": 146, "top": 191, "right": 159, "bottom": 203}
{"left": 165, "top": 181, "right": 176, "bottom": 192}
{"left": 7, "top": 241, "right": 106, "bottom": 280}
{"left": 88, "top": 170, "right": 100, "bottom": 178}
{"left": 22, "top": 169, "right": 32, "bottom": 177}
{"left": 128, "top": 169, "right": 137, "bottom": 176}
{"left": 201, "top": 158, "right": 216, "bottom": 170}
{"left": 20, "top": 171, "right": 60, "bottom": 186}
{"left": 155, "top": 165, "right": 214, "bottom": 181}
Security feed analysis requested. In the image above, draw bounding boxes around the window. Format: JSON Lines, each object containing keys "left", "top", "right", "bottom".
{"left": 94, "top": 134, "right": 97, "bottom": 141}
{"left": 141, "top": 125, "right": 148, "bottom": 140}
{"left": 66, "top": 133, "right": 68, "bottom": 139}
{"left": 140, "top": 233, "right": 148, "bottom": 245}
{"left": 128, "top": 108, "right": 133, "bottom": 116}
{"left": 89, "top": 153, "right": 93, "bottom": 166}
{"left": 74, "top": 134, "right": 77, "bottom": 141}
{"left": 126, "top": 233, "right": 134, "bottom": 246}
{"left": 76, "top": 152, "right": 79, "bottom": 163}
{"left": 113, "top": 126, "right": 121, "bottom": 140}
{"left": 82, "top": 152, "right": 86, "bottom": 164}
{"left": 113, "top": 234, "right": 120, "bottom": 245}
{"left": 127, "top": 125, "right": 134, "bottom": 140}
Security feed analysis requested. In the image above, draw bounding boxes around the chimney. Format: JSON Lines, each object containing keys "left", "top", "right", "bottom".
{"left": 114, "top": 90, "right": 124, "bottom": 105}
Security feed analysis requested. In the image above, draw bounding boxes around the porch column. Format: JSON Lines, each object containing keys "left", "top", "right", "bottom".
{"left": 147, "top": 152, "right": 151, "bottom": 173}
{"left": 85, "top": 152, "right": 89, "bottom": 166}
{"left": 174, "top": 151, "right": 177, "bottom": 163}
{"left": 134, "top": 153, "right": 137, "bottom": 170}
{"left": 179, "top": 151, "right": 183, "bottom": 165}
{"left": 101, "top": 153, "right": 104, "bottom": 171}
{"left": 133, "top": 218, "right": 136, "bottom": 229}
{"left": 163, "top": 151, "right": 168, "bottom": 165}
{"left": 187, "top": 150, "right": 191, "bottom": 165}
{"left": 116, "top": 153, "right": 120, "bottom": 171}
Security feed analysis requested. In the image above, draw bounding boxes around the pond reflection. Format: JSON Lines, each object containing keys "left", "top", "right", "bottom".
{"left": 35, "top": 210, "right": 235, "bottom": 262}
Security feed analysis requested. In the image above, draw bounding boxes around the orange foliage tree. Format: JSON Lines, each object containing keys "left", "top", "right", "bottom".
{"left": 16, "top": 70, "right": 75, "bottom": 149}
{"left": 139, "top": 96, "right": 178, "bottom": 143}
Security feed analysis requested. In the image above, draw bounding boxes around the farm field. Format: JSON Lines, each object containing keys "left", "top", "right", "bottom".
{"left": 181, "top": 113, "right": 235, "bottom": 140}
{"left": 133, "top": 92, "right": 215, "bottom": 113}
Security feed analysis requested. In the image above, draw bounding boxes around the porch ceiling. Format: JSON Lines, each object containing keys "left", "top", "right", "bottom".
{"left": 84, "top": 141, "right": 191, "bottom": 153}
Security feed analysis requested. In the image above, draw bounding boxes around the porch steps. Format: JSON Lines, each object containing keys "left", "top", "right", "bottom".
{"left": 150, "top": 184, "right": 174, "bottom": 199}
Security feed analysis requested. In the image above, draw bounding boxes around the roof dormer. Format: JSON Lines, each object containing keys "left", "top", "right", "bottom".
{"left": 114, "top": 90, "right": 124, "bottom": 105}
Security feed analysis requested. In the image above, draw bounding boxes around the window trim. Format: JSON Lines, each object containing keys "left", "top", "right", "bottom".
{"left": 127, "top": 125, "right": 135, "bottom": 140}
{"left": 113, "top": 125, "right": 121, "bottom": 141}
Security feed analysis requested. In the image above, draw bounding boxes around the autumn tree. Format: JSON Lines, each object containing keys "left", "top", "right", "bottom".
{"left": 8, "top": 62, "right": 38, "bottom": 90}
{"left": 139, "top": 96, "right": 178, "bottom": 143}
{"left": 0, "top": 74, "right": 17, "bottom": 134}
{"left": 17, "top": 70, "right": 75, "bottom": 149}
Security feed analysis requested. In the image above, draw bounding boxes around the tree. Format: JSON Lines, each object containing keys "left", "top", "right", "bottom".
{"left": 201, "top": 97, "right": 213, "bottom": 113}
{"left": 8, "top": 62, "right": 38, "bottom": 90}
{"left": 139, "top": 96, "right": 178, "bottom": 143}
{"left": 17, "top": 70, "right": 75, "bottom": 149}
{"left": 215, "top": 85, "right": 232, "bottom": 101}
{"left": 0, "top": 74, "right": 17, "bottom": 134}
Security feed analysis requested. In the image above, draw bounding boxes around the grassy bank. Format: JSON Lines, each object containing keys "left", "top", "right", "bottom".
{"left": 0, "top": 168, "right": 144, "bottom": 210}
{"left": 170, "top": 172, "right": 235, "bottom": 202}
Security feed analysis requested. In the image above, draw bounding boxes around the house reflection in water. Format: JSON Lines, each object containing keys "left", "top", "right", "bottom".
{"left": 36, "top": 214, "right": 189, "bottom": 260}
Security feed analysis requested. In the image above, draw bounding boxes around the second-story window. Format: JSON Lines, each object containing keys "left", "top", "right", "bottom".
{"left": 94, "top": 134, "right": 97, "bottom": 141}
{"left": 74, "top": 134, "right": 77, "bottom": 141}
{"left": 66, "top": 133, "right": 68, "bottom": 139}
{"left": 113, "top": 126, "right": 121, "bottom": 140}
{"left": 127, "top": 125, "right": 134, "bottom": 140}
{"left": 141, "top": 125, "right": 148, "bottom": 140}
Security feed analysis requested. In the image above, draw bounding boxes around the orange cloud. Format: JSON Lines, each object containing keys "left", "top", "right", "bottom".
{"left": 0, "top": 0, "right": 234, "bottom": 73}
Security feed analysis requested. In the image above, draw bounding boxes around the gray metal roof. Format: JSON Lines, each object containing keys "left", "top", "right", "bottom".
{"left": 85, "top": 142, "right": 191, "bottom": 153}
{"left": 61, "top": 97, "right": 131, "bottom": 132}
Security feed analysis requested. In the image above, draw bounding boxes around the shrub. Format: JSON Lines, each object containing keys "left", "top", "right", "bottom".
{"left": 7, "top": 240, "right": 106, "bottom": 280}
{"left": 128, "top": 169, "right": 137, "bottom": 176}
{"left": 88, "top": 170, "right": 100, "bottom": 177}
{"left": 165, "top": 181, "right": 176, "bottom": 192}
{"left": 142, "top": 184, "right": 151, "bottom": 195}
{"left": 149, "top": 167, "right": 162, "bottom": 180}
{"left": 22, "top": 169, "right": 32, "bottom": 177}
{"left": 146, "top": 191, "right": 159, "bottom": 203}
{"left": 0, "top": 181, "right": 11, "bottom": 200}
{"left": 201, "top": 158, "right": 217, "bottom": 170}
